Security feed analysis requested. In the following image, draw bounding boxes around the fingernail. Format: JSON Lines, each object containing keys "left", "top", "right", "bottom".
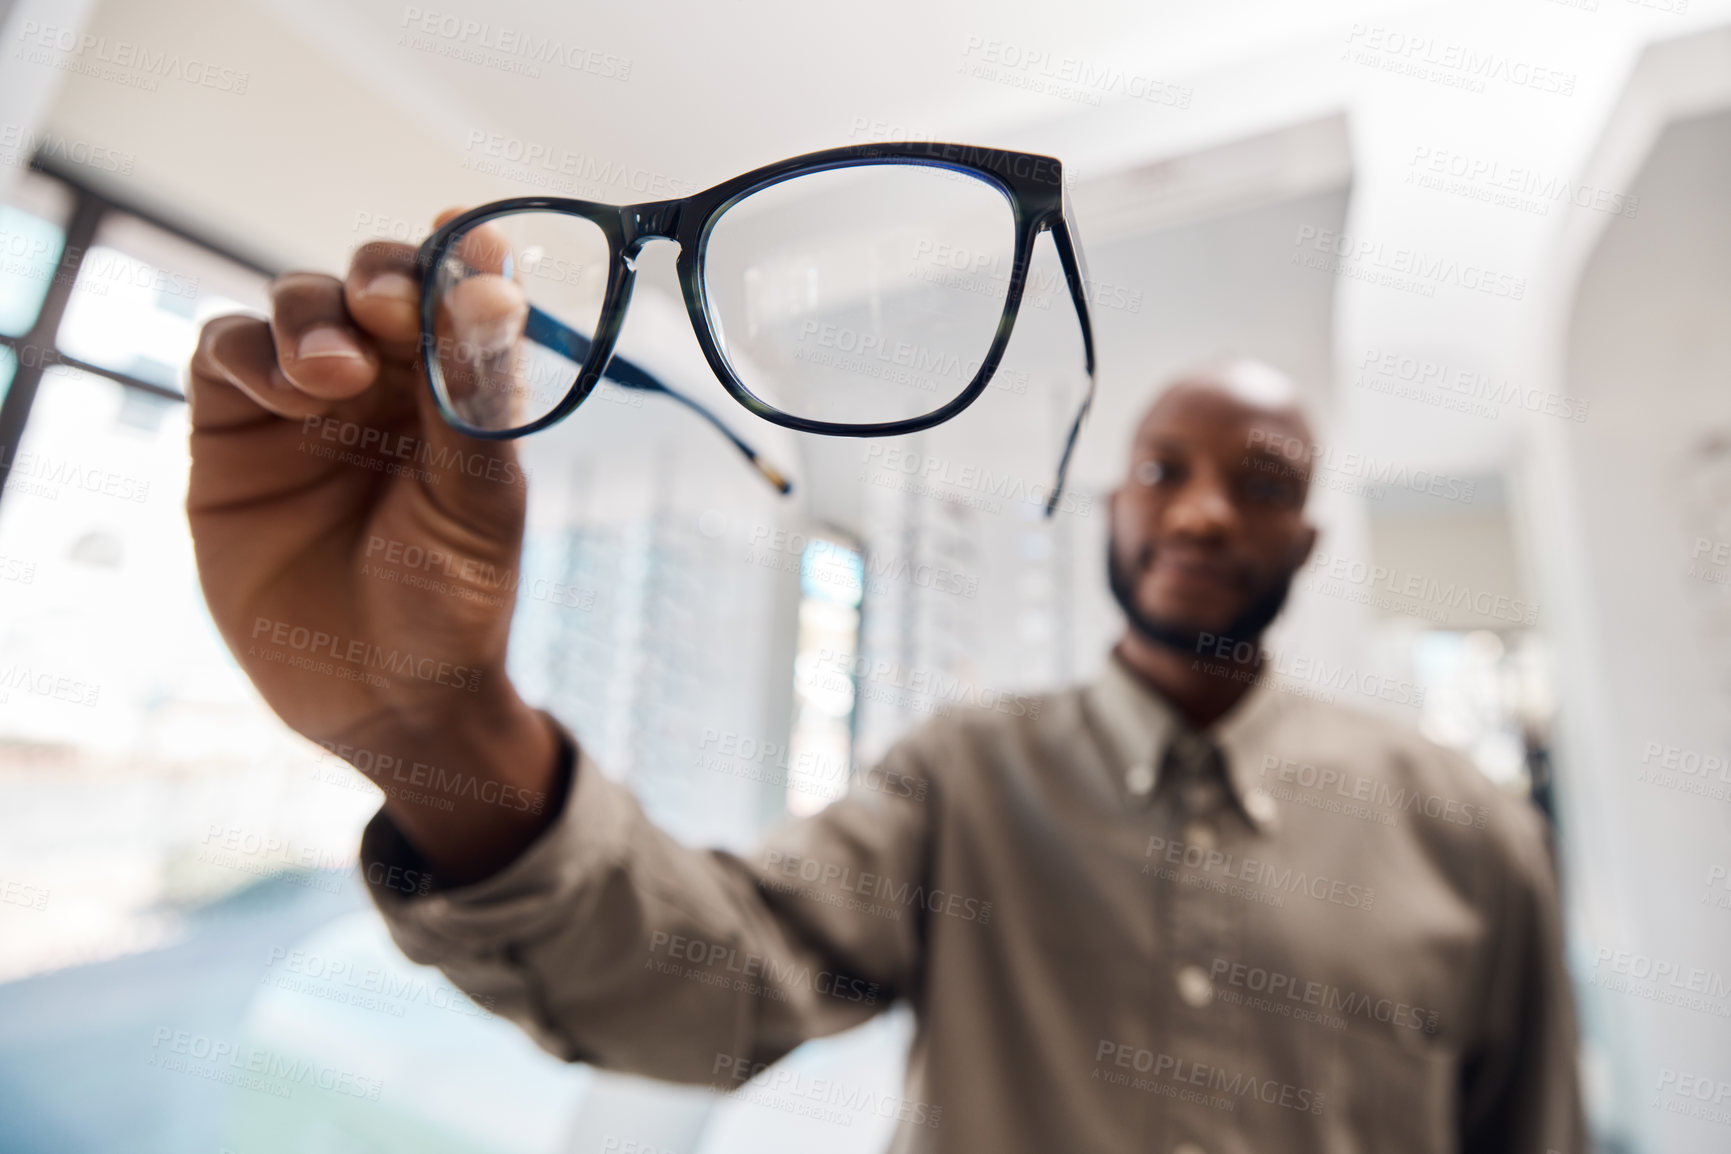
{"left": 357, "top": 272, "right": 419, "bottom": 306}
{"left": 296, "top": 327, "right": 365, "bottom": 360}
{"left": 458, "top": 317, "right": 521, "bottom": 357}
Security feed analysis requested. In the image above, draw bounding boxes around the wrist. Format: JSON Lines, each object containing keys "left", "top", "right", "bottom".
{"left": 336, "top": 684, "right": 566, "bottom": 883}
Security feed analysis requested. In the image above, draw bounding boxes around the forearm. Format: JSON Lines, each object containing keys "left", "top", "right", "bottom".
{"left": 357, "top": 730, "right": 933, "bottom": 1080}
{"left": 334, "top": 685, "right": 565, "bottom": 887}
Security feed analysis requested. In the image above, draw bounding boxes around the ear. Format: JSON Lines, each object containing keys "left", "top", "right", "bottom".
{"left": 1290, "top": 521, "right": 1319, "bottom": 571}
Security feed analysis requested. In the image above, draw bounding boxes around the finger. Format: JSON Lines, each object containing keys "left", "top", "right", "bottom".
{"left": 420, "top": 209, "right": 536, "bottom": 430}
{"left": 344, "top": 213, "right": 526, "bottom": 352}
{"left": 344, "top": 241, "right": 422, "bottom": 351}
{"left": 429, "top": 274, "right": 534, "bottom": 430}
{"left": 443, "top": 275, "right": 530, "bottom": 354}
{"left": 431, "top": 206, "right": 519, "bottom": 278}
{"left": 408, "top": 341, "right": 533, "bottom": 540}
{"left": 442, "top": 211, "right": 530, "bottom": 351}
{"left": 269, "top": 271, "right": 381, "bottom": 400}
{"left": 190, "top": 313, "right": 338, "bottom": 427}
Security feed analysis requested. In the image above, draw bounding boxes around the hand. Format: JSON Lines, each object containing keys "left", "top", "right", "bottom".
{"left": 187, "top": 212, "right": 560, "bottom": 882}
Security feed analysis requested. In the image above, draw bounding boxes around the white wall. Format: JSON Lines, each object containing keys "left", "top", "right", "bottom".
{"left": 1544, "top": 103, "right": 1731, "bottom": 1152}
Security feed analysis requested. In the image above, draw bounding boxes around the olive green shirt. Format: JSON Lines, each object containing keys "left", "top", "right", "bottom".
{"left": 361, "top": 651, "right": 1584, "bottom": 1153}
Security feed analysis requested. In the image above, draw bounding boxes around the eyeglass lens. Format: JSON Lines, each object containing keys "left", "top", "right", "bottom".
{"left": 427, "top": 210, "right": 611, "bottom": 432}
{"left": 701, "top": 163, "right": 1016, "bottom": 426}
{"left": 426, "top": 161, "right": 1020, "bottom": 434}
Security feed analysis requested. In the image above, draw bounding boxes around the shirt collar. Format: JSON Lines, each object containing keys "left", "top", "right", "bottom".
{"left": 1084, "top": 648, "right": 1283, "bottom": 832}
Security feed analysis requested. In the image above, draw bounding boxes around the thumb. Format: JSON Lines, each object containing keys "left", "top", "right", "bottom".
{"left": 407, "top": 362, "right": 532, "bottom": 547}
{"left": 405, "top": 207, "right": 537, "bottom": 540}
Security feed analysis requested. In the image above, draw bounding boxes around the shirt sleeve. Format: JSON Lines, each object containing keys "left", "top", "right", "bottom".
{"left": 1458, "top": 801, "right": 1587, "bottom": 1153}
{"left": 357, "top": 715, "right": 933, "bottom": 1088}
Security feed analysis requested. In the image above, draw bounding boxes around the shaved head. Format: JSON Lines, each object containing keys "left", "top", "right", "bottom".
{"left": 1181, "top": 357, "right": 1309, "bottom": 412}
{"left": 1146, "top": 359, "right": 1314, "bottom": 453}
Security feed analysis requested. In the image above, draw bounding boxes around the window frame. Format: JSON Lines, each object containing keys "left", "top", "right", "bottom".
{"left": 0, "top": 153, "right": 278, "bottom": 510}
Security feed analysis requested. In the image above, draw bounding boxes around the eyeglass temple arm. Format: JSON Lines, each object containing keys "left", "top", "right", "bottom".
{"left": 1043, "top": 202, "right": 1099, "bottom": 519}
{"left": 523, "top": 305, "right": 793, "bottom": 495}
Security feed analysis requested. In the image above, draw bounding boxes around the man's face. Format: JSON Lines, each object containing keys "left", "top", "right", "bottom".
{"left": 1107, "top": 384, "right": 1318, "bottom": 650}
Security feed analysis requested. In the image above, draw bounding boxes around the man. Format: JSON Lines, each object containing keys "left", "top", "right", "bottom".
{"left": 187, "top": 226, "right": 1584, "bottom": 1153}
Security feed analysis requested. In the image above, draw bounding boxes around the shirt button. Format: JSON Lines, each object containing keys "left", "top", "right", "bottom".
{"left": 1182, "top": 819, "right": 1216, "bottom": 851}
{"left": 1244, "top": 788, "right": 1278, "bottom": 824}
{"left": 1173, "top": 1144, "right": 1206, "bottom": 1154}
{"left": 1175, "top": 964, "right": 1214, "bottom": 1008}
{"left": 1125, "top": 762, "right": 1155, "bottom": 797}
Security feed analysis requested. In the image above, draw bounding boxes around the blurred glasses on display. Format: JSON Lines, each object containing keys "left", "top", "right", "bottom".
{"left": 415, "top": 143, "right": 1097, "bottom": 512}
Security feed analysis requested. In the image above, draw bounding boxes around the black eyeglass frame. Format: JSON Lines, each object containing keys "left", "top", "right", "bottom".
{"left": 414, "top": 142, "right": 1098, "bottom": 514}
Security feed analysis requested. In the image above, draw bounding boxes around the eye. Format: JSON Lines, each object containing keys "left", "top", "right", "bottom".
{"left": 1133, "top": 459, "right": 1170, "bottom": 487}
{"left": 1242, "top": 473, "right": 1304, "bottom": 508}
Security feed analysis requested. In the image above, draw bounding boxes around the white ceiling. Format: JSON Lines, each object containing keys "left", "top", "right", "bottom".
{"left": 35, "top": 0, "right": 1433, "bottom": 270}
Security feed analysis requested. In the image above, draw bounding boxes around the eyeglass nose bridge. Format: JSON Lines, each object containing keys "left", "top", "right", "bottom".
{"left": 620, "top": 201, "right": 686, "bottom": 267}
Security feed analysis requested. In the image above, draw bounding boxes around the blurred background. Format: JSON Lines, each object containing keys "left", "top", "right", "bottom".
{"left": 0, "top": 0, "right": 1727, "bottom": 1151}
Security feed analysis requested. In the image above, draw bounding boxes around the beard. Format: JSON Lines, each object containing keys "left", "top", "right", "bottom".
{"left": 1106, "top": 537, "right": 1296, "bottom": 658}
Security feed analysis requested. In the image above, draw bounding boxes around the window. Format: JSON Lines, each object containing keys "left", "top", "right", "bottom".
{"left": 1411, "top": 628, "right": 1554, "bottom": 800}
{"left": 787, "top": 534, "right": 864, "bottom": 815}
{"left": 0, "top": 157, "right": 906, "bottom": 1154}
{"left": 0, "top": 160, "right": 594, "bottom": 1153}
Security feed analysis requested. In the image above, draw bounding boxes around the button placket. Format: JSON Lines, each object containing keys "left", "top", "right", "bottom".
{"left": 1181, "top": 819, "right": 1216, "bottom": 851}
{"left": 1152, "top": 744, "right": 1243, "bottom": 1150}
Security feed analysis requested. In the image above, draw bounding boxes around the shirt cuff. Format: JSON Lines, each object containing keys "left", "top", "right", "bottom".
{"left": 357, "top": 713, "right": 639, "bottom": 960}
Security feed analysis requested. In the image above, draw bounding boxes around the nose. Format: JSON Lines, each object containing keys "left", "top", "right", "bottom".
{"left": 1164, "top": 466, "right": 1237, "bottom": 540}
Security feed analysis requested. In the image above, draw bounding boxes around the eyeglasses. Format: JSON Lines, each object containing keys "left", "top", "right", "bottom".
{"left": 414, "top": 142, "right": 1097, "bottom": 515}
